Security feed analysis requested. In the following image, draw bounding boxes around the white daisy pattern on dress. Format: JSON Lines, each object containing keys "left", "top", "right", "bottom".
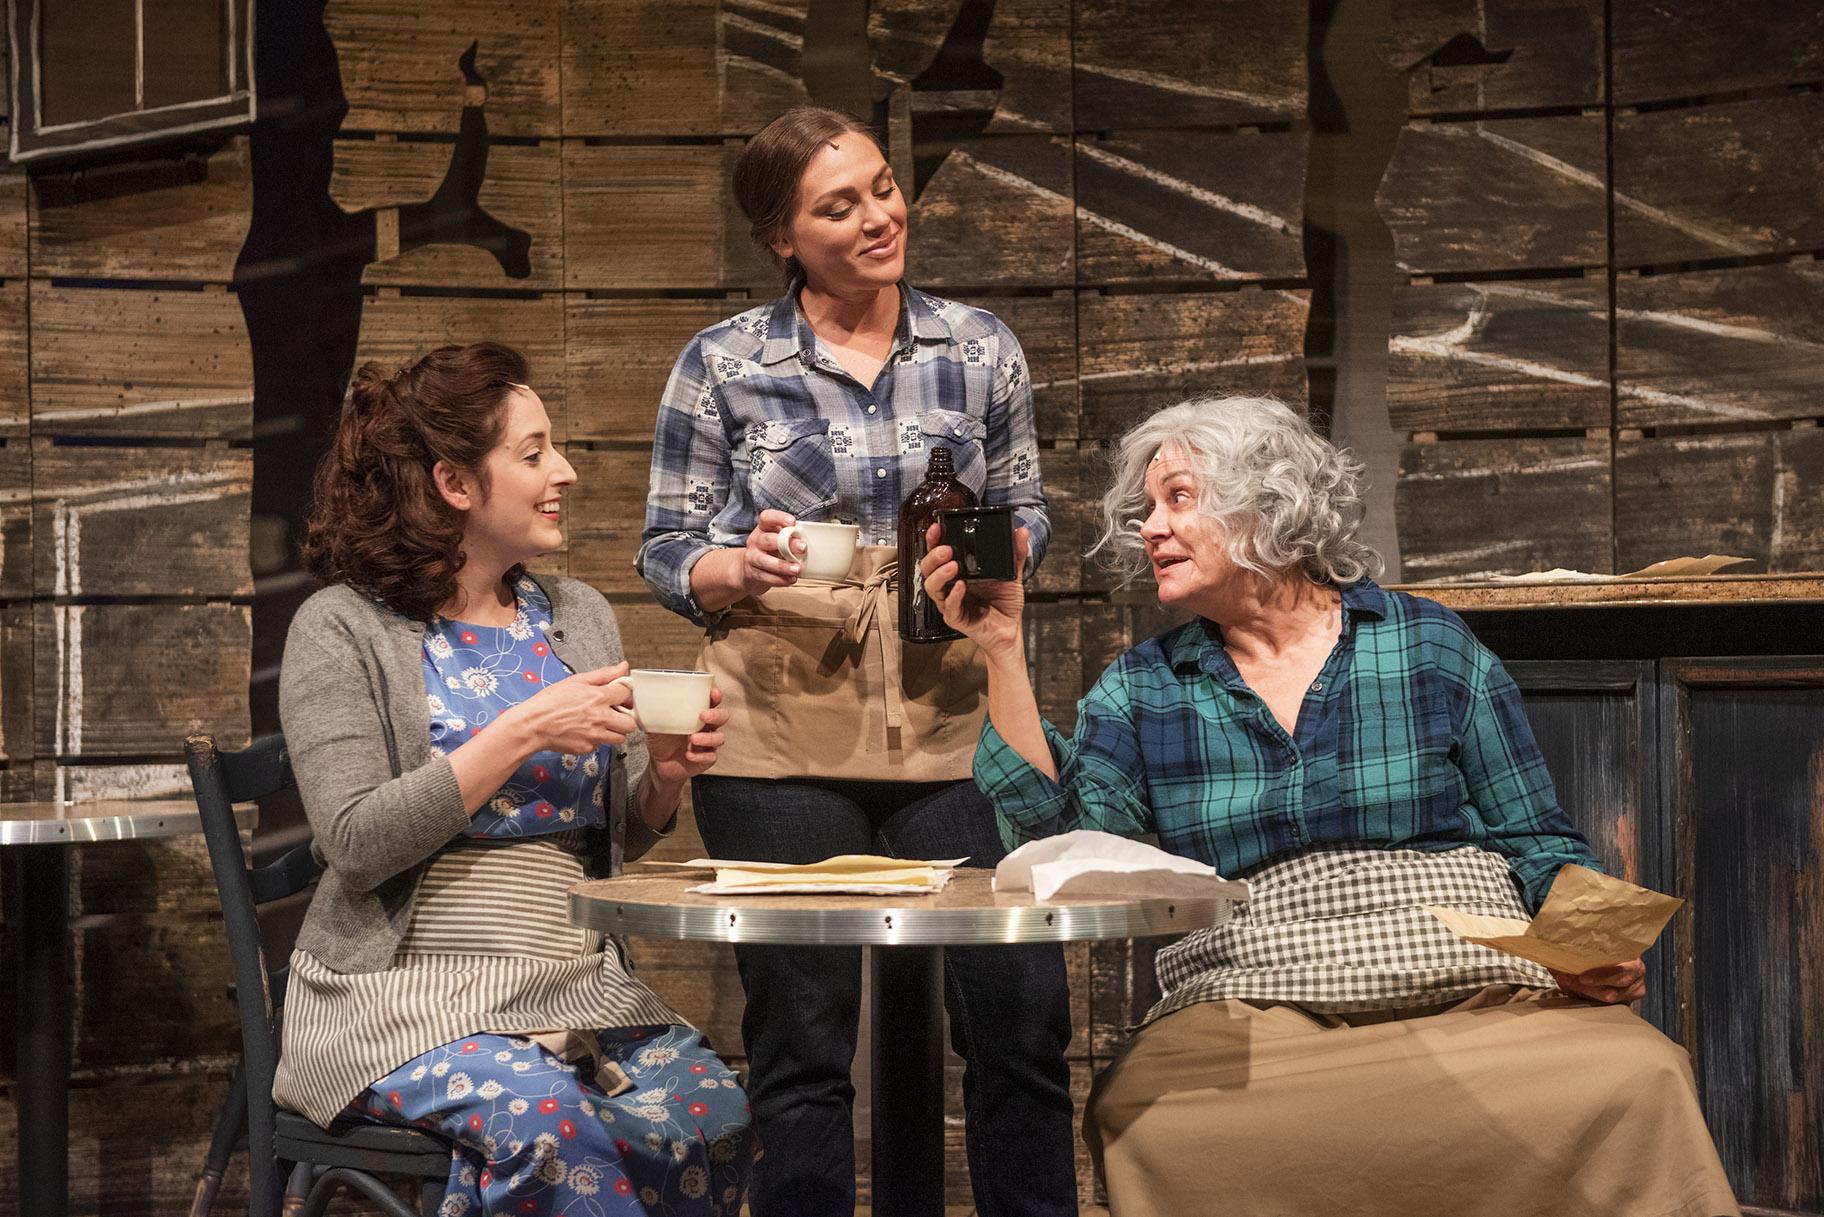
{"left": 420, "top": 581, "right": 615, "bottom": 840}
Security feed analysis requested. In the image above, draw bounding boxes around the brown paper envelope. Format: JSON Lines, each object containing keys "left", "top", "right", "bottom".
{"left": 1426, "top": 864, "right": 1682, "bottom": 975}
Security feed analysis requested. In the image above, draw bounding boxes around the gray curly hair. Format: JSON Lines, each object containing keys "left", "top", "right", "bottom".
{"left": 1089, "top": 395, "right": 1383, "bottom": 587}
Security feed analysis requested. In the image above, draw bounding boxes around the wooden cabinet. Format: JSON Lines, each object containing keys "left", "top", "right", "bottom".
{"left": 1507, "top": 655, "right": 1824, "bottom": 1215}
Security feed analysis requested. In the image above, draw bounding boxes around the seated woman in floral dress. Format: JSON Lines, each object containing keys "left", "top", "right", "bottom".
{"left": 273, "top": 341, "right": 756, "bottom": 1216}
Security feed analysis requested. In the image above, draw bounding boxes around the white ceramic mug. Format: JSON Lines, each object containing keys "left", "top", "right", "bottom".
{"left": 775, "top": 520, "right": 861, "bottom": 582}
{"left": 608, "top": 669, "right": 715, "bottom": 736}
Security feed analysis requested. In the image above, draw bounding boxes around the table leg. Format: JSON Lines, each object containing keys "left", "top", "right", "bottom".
{"left": 869, "top": 944, "right": 946, "bottom": 1217}
{"left": 10, "top": 844, "right": 71, "bottom": 1217}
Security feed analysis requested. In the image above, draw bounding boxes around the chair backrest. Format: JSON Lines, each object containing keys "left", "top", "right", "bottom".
{"left": 185, "top": 732, "right": 318, "bottom": 1215}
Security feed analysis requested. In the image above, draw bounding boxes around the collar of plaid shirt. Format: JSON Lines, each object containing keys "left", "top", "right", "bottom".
{"left": 752, "top": 280, "right": 953, "bottom": 371}
{"left": 1179, "top": 579, "right": 1387, "bottom": 687}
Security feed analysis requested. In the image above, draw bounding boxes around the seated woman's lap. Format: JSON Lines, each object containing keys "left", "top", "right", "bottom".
{"left": 351, "top": 1024, "right": 753, "bottom": 1216}
{"left": 1088, "top": 988, "right": 1728, "bottom": 1217}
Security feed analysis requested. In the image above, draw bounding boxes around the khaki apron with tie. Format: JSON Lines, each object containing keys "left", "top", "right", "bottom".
{"left": 697, "top": 547, "right": 987, "bottom": 782}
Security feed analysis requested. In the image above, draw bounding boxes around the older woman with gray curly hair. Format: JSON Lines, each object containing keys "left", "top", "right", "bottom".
{"left": 919, "top": 395, "right": 1737, "bottom": 1217}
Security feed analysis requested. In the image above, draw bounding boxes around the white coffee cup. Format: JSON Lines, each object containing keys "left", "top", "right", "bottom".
{"left": 775, "top": 520, "right": 860, "bottom": 582}
{"left": 608, "top": 669, "right": 715, "bottom": 736}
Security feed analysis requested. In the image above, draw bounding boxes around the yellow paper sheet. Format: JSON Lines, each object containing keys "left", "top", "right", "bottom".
{"left": 1425, "top": 864, "right": 1682, "bottom": 975}
{"left": 678, "top": 854, "right": 968, "bottom": 873}
{"left": 712, "top": 866, "right": 944, "bottom": 889}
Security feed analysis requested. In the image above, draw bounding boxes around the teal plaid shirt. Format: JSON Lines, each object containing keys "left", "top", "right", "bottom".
{"left": 977, "top": 580, "right": 1598, "bottom": 911}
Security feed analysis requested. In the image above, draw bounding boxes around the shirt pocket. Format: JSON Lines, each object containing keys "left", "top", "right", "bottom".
{"left": 918, "top": 409, "right": 989, "bottom": 496}
{"left": 745, "top": 417, "right": 838, "bottom": 518}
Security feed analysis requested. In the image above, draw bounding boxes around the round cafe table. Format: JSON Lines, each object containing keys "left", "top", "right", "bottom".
{"left": 1, "top": 798, "right": 258, "bottom": 1217}
{"left": 570, "top": 866, "right": 1235, "bottom": 1217}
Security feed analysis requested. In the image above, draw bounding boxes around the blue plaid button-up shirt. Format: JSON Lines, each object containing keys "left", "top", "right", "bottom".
{"left": 636, "top": 286, "right": 1049, "bottom": 624}
{"left": 976, "top": 580, "right": 1599, "bottom": 911}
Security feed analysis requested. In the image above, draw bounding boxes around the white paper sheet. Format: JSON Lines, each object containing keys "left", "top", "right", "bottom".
{"left": 994, "top": 830, "right": 1249, "bottom": 902}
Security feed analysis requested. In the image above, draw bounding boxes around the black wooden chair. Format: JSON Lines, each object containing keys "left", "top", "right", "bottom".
{"left": 185, "top": 733, "right": 453, "bottom": 1217}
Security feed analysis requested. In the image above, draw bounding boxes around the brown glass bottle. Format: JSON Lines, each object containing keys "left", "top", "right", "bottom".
{"left": 898, "top": 446, "right": 976, "bottom": 643}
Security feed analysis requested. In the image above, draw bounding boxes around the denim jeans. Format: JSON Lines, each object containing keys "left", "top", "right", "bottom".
{"left": 692, "top": 775, "right": 1078, "bottom": 1217}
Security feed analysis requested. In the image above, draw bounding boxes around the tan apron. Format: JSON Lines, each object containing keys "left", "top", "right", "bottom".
{"left": 697, "top": 546, "right": 987, "bottom": 782}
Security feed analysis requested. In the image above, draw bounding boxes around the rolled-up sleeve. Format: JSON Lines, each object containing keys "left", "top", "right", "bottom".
{"left": 981, "top": 322, "right": 1050, "bottom": 571}
{"left": 635, "top": 337, "right": 733, "bottom": 626}
{"left": 975, "top": 690, "right": 1155, "bottom": 852}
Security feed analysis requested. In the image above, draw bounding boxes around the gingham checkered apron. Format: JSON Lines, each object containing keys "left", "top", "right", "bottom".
{"left": 1145, "top": 845, "right": 1555, "bottom": 1021}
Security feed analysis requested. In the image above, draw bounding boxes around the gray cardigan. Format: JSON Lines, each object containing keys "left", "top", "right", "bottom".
{"left": 280, "top": 573, "right": 668, "bottom": 973}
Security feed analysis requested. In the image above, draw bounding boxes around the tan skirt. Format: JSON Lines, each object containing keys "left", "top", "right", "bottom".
{"left": 1087, "top": 986, "right": 1740, "bottom": 1217}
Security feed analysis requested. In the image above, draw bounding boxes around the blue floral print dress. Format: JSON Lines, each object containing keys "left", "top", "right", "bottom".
{"left": 273, "top": 579, "right": 756, "bottom": 1216}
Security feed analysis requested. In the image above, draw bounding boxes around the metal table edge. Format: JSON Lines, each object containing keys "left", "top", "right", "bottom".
{"left": 569, "top": 887, "right": 1232, "bottom": 946}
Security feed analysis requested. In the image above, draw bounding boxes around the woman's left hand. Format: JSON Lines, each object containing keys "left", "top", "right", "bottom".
{"left": 1550, "top": 958, "right": 1647, "bottom": 1004}
{"left": 642, "top": 687, "right": 729, "bottom": 786}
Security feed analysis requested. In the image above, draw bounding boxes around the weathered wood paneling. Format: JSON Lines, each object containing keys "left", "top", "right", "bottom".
{"left": 1396, "top": 436, "right": 1614, "bottom": 580}
{"left": 1031, "top": 445, "right": 1087, "bottom": 595}
{"left": 0, "top": 280, "right": 26, "bottom": 437}
{"left": 0, "top": 166, "right": 25, "bottom": 277}
{"left": 30, "top": 445, "right": 252, "bottom": 598}
{"left": 956, "top": 292, "right": 1078, "bottom": 441}
{"left": 904, "top": 135, "right": 1073, "bottom": 288}
{"left": 609, "top": 597, "right": 708, "bottom": 673}
{"left": 1613, "top": 94, "right": 1824, "bottom": 268}
{"left": 0, "top": 442, "right": 27, "bottom": 601}
{"left": 563, "top": 144, "right": 774, "bottom": 291}
{"left": 30, "top": 139, "right": 252, "bottom": 282}
{"left": 29, "top": 284, "right": 253, "bottom": 439}
{"left": 1504, "top": 660, "right": 1672, "bottom": 1028}
{"left": 326, "top": 0, "right": 561, "bottom": 136}
{"left": 0, "top": 1070, "right": 249, "bottom": 1216}
{"left": 871, "top": 0, "right": 1072, "bottom": 134}
{"left": 631, "top": 938, "right": 746, "bottom": 1054}
{"left": 1613, "top": 0, "right": 1824, "bottom": 106}
{"left": 1076, "top": 289, "right": 1310, "bottom": 440}
{"left": 1378, "top": 114, "right": 1607, "bottom": 274}
{"left": 0, "top": 602, "right": 30, "bottom": 763}
{"left": 1072, "top": 0, "right": 1306, "bottom": 130}
{"left": 565, "top": 446, "right": 657, "bottom": 596}
{"left": 32, "top": 603, "right": 251, "bottom": 758}
{"left": 1615, "top": 430, "right": 1824, "bottom": 574}
{"left": 329, "top": 139, "right": 563, "bottom": 289}
{"left": 565, "top": 299, "right": 735, "bottom": 444}
{"left": 1377, "top": 0, "right": 1603, "bottom": 114}
{"left": 1617, "top": 262, "right": 1824, "bottom": 429}
{"left": 562, "top": 0, "right": 807, "bottom": 137}
{"left": 356, "top": 292, "right": 568, "bottom": 435}
{"left": 1672, "top": 662, "right": 1824, "bottom": 1212}
{"left": 1387, "top": 277, "right": 1609, "bottom": 433}
{"left": 73, "top": 917, "right": 240, "bottom": 1070}
{"left": 1075, "top": 130, "right": 1306, "bottom": 285}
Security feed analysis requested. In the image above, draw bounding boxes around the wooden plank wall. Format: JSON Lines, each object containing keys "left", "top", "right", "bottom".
{"left": 1379, "top": 0, "right": 1824, "bottom": 580}
{"left": 0, "top": 95, "right": 255, "bottom": 1216}
{"left": 0, "top": 1, "right": 1817, "bottom": 1213}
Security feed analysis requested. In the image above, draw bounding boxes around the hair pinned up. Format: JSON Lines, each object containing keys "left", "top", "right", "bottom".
{"left": 303, "top": 342, "right": 531, "bottom": 621}
{"left": 733, "top": 105, "right": 885, "bottom": 285}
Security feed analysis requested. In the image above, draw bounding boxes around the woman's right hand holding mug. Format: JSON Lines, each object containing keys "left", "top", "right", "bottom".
{"left": 740, "top": 508, "right": 805, "bottom": 594}
{"left": 920, "top": 522, "right": 1029, "bottom": 661}
{"left": 500, "top": 661, "right": 639, "bottom": 756}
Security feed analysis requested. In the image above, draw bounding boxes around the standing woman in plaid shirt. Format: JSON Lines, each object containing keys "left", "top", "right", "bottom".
{"left": 921, "top": 395, "right": 1738, "bottom": 1217}
{"left": 635, "top": 107, "right": 1076, "bottom": 1217}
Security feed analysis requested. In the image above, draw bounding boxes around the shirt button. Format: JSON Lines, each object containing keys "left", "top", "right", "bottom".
{"left": 865, "top": 404, "right": 877, "bottom": 414}
{"left": 875, "top": 468, "right": 888, "bottom": 479}
{"left": 1310, "top": 680, "right": 1323, "bottom": 692}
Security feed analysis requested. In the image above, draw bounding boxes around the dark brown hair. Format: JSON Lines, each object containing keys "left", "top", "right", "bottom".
{"left": 733, "top": 105, "right": 885, "bottom": 284}
{"left": 303, "top": 341, "right": 530, "bottom": 622}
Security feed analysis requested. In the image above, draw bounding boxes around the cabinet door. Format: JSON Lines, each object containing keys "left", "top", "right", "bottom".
{"left": 1662, "top": 657, "right": 1824, "bottom": 1216}
{"left": 1505, "top": 660, "right": 1672, "bottom": 1031}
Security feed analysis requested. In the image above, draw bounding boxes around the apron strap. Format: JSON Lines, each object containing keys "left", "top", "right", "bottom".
{"left": 842, "top": 560, "right": 905, "bottom": 730}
